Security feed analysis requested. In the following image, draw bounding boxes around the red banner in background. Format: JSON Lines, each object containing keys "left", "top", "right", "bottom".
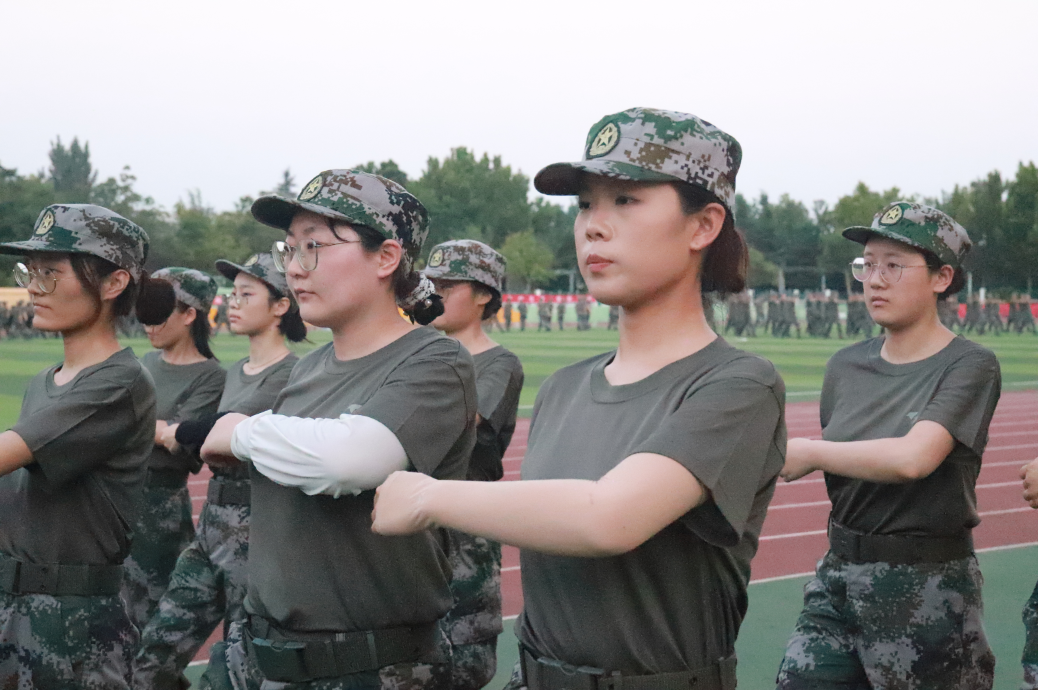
{"left": 503, "top": 294, "right": 596, "bottom": 304}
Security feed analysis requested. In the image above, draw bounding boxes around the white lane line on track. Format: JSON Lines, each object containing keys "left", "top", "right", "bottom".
{"left": 990, "top": 430, "right": 1038, "bottom": 438}
{"left": 977, "top": 481, "right": 1029, "bottom": 490}
{"left": 769, "top": 500, "right": 830, "bottom": 510}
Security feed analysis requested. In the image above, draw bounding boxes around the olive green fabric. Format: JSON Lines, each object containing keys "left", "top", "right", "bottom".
{"left": 246, "top": 328, "right": 476, "bottom": 632}
{"left": 469, "top": 346, "right": 524, "bottom": 482}
{"left": 0, "top": 348, "right": 155, "bottom": 565}
{"left": 516, "top": 338, "right": 786, "bottom": 674}
{"left": 822, "top": 336, "right": 1001, "bottom": 536}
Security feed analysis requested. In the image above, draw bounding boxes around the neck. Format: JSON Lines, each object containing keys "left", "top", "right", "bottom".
{"left": 246, "top": 327, "right": 290, "bottom": 371}
{"left": 161, "top": 336, "right": 207, "bottom": 365}
{"left": 880, "top": 309, "right": 955, "bottom": 364}
{"left": 330, "top": 297, "right": 415, "bottom": 361}
{"left": 60, "top": 317, "right": 122, "bottom": 375}
{"left": 447, "top": 319, "right": 497, "bottom": 355}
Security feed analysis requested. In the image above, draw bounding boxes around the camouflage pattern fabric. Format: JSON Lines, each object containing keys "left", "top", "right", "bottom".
{"left": 121, "top": 483, "right": 196, "bottom": 634}
{"left": 251, "top": 170, "right": 429, "bottom": 275}
{"left": 422, "top": 240, "right": 506, "bottom": 293}
{"left": 0, "top": 591, "right": 138, "bottom": 689}
{"left": 843, "top": 202, "right": 972, "bottom": 268}
{"left": 501, "top": 660, "right": 524, "bottom": 690}
{"left": 443, "top": 530, "right": 502, "bottom": 690}
{"left": 776, "top": 552, "right": 994, "bottom": 690}
{"left": 0, "top": 203, "right": 150, "bottom": 280}
{"left": 1022, "top": 579, "right": 1038, "bottom": 689}
{"left": 198, "top": 621, "right": 454, "bottom": 690}
{"left": 132, "top": 501, "right": 251, "bottom": 690}
{"left": 152, "top": 267, "right": 219, "bottom": 312}
{"left": 534, "top": 107, "right": 741, "bottom": 209}
{"left": 448, "top": 640, "right": 496, "bottom": 690}
{"left": 216, "top": 253, "right": 290, "bottom": 297}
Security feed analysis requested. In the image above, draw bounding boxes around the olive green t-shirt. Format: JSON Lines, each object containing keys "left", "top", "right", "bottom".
{"left": 212, "top": 354, "right": 298, "bottom": 481}
{"left": 469, "top": 346, "right": 524, "bottom": 481}
{"left": 141, "top": 351, "right": 226, "bottom": 475}
{"left": 0, "top": 348, "right": 156, "bottom": 565}
{"left": 516, "top": 338, "right": 786, "bottom": 674}
{"left": 823, "top": 336, "right": 1001, "bottom": 536}
{"left": 246, "top": 327, "right": 477, "bottom": 632}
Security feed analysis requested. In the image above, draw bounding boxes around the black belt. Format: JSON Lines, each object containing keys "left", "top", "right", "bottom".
{"left": 521, "top": 648, "right": 737, "bottom": 690}
{"left": 828, "top": 520, "right": 973, "bottom": 565}
{"left": 146, "top": 467, "right": 189, "bottom": 489}
{"left": 0, "top": 553, "right": 123, "bottom": 596}
{"left": 243, "top": 615, "right": 441, "bottom": 683}
{"left": 207, "top": 479, "right": 251, "bottom": 506}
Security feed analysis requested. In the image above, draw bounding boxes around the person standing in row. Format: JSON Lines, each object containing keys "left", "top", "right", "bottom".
{"left": 132, "top": 253, "right": 305, "bottom": 690}
{"left": 123, "top": 268, "right": 226, "bottom": 633}
{"left": 374, "top": 108, "right": 786, "bottom": 690}
{"left": 777, "top": 203, "right": 1000, "bottom": 689}
{"left": 0, "top": 204, "right": 175, "bottom": 688}
{"left": 516, "top": 300, "right": 528, "bottom": 331}
{"left": 198, "top": 170, "right": 476, "bottom": 690}
{"left": 424, "top": 239, "right": 525, "bottom": 689}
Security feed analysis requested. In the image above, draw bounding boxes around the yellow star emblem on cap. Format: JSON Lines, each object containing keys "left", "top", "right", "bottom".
{"left": 245, "top": 255, "right": 259, "bottom": 266}
{"left": 299, "top": 175, "right": 323, "bottom": 201}
{"left": 879, "top": 205, "right": 904, "bottom": 226}
{"left": 429, "top": 249, "right": 444, "bottom": 267}
{"left": 35, "top": 211, "right": 55, "bottom": 236}
{"left": 588, "top": 122, "right": 620, "bottom": 157}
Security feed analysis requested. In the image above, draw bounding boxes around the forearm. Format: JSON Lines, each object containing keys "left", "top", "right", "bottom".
{"left": 0, "top": 431, "right": 34, "bottom": 476}
{"left": 807, "top": 437, "right": 944, "bottom": 483}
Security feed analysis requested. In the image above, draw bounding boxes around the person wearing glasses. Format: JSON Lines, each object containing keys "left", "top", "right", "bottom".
{"left": 0, "top": 204, "right": 175, "bottom": 688}
{"left": 776, "top": 203, "right": 1001, "bottom": 689}
{"left": 132, "top": 253, "right": 305, "bottom": 690}
{"left": 197, "top": 170, "right": 476, "bottom": 689}
{"left": 124, "top": 269, "right": 226, "bottom": 634}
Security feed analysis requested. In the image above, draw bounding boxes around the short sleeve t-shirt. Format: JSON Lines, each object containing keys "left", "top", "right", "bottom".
{"left": 212, "top": 354, "right": 298, "bottom": 481}
{"left": 823, "top": 336, "right": 1001, "bottom": 536}
{"left": 0, "top": 348, "right": 156, "bottom": 565}
{"left": 141, "top": 351, "right": 226, "bottom": 474}
{"left": 246, "top": 328, "right": 477, "bottom": 632}
{"left": 469, "top": 346, "right": 524, "bottom": 481}
{"left": 517, "top": 338, "right": 786, "bottom": 674}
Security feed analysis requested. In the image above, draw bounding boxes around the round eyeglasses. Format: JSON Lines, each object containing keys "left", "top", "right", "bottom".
{"left": 271, "top": 238, "right": 360, "bottom": 273}
{"left": 14, "top": 262, "right": 67, "bottom": 294}
{"left": 850, "top": 258, "right": 929, "bottom": 284}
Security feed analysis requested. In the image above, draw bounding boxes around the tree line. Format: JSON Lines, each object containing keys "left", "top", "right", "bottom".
{"left": 1, "top": 138, "right": 1035, "bottom": 296}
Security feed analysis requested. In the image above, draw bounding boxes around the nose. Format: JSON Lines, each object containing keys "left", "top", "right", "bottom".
{"left": 580, "top": 204, "right": 611, "bottom": 243}
{"left": 286, "top": 251, "right": 308, "bottom": 279}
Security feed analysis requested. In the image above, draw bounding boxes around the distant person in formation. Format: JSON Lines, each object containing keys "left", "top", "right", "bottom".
{"left": 198, "top": 169, "right": 473, "bottom": 689}
{"left": 607, "top": 303, "right": 619, "bottom": 330}
{"left": 123, "top": 269, "right": 226, "bottom": 633}
{"left": 516, "top": 300, "right": 528, "bottom": 331}
{"left": 984, "top": 298, "right": 1003, "bottom": 335}
{"left": 777, "top": 202, "right": 1000, "bottom": 689}
{"left": 824, "top": 294, "right": 842, "bottom": 339}
{"left": 214, "top": 298, "right": 231, "bottom": 334}
{"left": 575, "top": 294, "right": 591, "bottom": 330}
{"left": 424, "top": 239, "right": 525, "bottom": 690}
{"left": 0, "top": 204, "right": 176, "bottom": 688}
{"left": 502, "top": 301, "right": 513, "bottom": 331}
{"left": 537, "top": 297, "right": 552, "bottom": 331}
{"left": 373, "top": 107, "right": 786, "bottom": 690}
{"left": 938, "top": 295, "right": 961, "bottom": 331}
{"left": 555, "top": 301, "right": 566, "bottom": 331}
{"left": 131, "top": 253, "right": 305, "bottom": 690}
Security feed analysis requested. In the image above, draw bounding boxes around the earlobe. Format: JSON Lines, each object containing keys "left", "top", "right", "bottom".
{"left": 688, "top": 204, "right": 726, "bottom": 252}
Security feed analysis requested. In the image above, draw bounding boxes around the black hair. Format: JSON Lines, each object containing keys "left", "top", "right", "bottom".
{"left": 673, "top": 183, "right": 748, "bottom": 296}
{"left": 69, "top": 254, "right": 175, "bottom": 325}
{"left": 171, "top": 300, "right": 217, "bottom": 360}
{"left": 471, "top": 282, "right": 502, "bottom": 321}
{"left": 265, "top": 286, "right": 309, "bottom": 343}
{"left": 921, "top": 251, "right": 966, "bottom": 296}
{"left": 327, "top": 220, "right": 445, "bottom": 325}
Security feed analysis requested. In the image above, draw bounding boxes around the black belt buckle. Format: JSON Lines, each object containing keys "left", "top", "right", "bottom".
{"left": 245, "top": 626, "right": 308, "bottom": 683}
{"left": 17, "top": 562, "right": 60, "bottom": 595}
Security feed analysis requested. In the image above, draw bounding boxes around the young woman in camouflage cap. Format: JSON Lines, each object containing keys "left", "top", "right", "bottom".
{"left": 424, "top": 239, "right": 525, "bottom": 690}
{"left": 132, "top": 253, "right": 305, "bottom": 690}
{"left": 777, "top": 203, "right": 1000, "bottom": 689}
{"left": 373, "top": 108, "right": 787, "bottom": 690}
{"left": 0, "top": 204, "right": 175, "bottom": 689}
{"left": 197, "top": 169, "right": 475, "bottom": 690}
{"left": 123, "top": 268, "right": 227, "bottom": 635}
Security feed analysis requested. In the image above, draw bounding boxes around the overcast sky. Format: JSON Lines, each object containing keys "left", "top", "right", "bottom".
{"left": 3, "top": 0, "right": 1036, "bottom": 214}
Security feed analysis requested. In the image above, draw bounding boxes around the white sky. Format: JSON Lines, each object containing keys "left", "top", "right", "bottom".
{"left": 3, "top": 0, "right": 1036, "bottom": 214}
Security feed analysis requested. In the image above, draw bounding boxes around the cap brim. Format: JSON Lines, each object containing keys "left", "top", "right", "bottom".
{"left": 214, "top": 259, "right": 245, "bottom": 283}
{"left": 533, "top": 161, "right": 677, "bottom": 195}
{"left": 251, "top": 195, "right": 355, "bottom": 231}
{"left": 0, "top": 240, "right": 72, "bottom": 257}
{"left": 842, "top": 227, "right": 935, "bottom": 260}
{"left": 841, "top": 227, "right": 874, "bottom": 246}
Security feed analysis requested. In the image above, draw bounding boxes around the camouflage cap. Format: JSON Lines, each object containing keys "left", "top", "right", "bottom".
{"left": 151, "top": 267, "right": 218, "bottom": 312}
{"left": 251, "top": 169, "right": 429, "bottom": 273}
{"left": 422, "top": 240, "right": 506, "bottom": 293}
{"left": 843, "top": 202, "right": 972, "bottom": 268}
{"left": 534, "top": 107, "right": 742, "bottom": 208}
{"left": 0, "top": 204, "right": 149, "bottom": 281}
{"left": 215, "top": 253, "right": 289, "bottom": 297}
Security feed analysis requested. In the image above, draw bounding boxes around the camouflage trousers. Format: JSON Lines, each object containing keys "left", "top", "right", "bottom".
{"left": 1021, "top": 578, "right": 1038, "bottom": 689}
{"left": 132, "top": 501, "right": 251, "bottom": 690}
{"left": 0, "top": 592, "right": 138, "bottom": 689}
{"left": 198, "top": 620, "right": 453, "bottom": 690}
{"left": 776, "top": 551, "right": 994, "bottom": 690}
{"left": 443, "top": 530, "right": 502, "bottom": 690}
{"left": 122, "top": 482, "right": 196, "bottom": 633}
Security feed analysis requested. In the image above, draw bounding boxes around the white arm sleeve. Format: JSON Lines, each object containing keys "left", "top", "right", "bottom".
{"left": 230, "top": 411, "right": 409, "bottom": 498}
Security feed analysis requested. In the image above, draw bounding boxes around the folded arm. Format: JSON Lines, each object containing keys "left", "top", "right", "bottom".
{"left": 0, "top": 431, "right": 33, "bottom": 477}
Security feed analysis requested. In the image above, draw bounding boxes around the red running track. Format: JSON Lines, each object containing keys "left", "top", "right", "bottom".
{"left": 188, "top": 389, "right": 1038, "bottom": 659}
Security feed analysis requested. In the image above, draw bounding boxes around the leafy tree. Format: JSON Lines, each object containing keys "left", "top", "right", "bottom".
{"left": 49, "top": 136, "right": 96, "bottom": 203}
{"left": 355, "top": 160, "right": 410, "bottom": 188}
{"left": 501, "top": 230, "right": 553, "bottom": 291}
{"left": 0, "top": 164, "right": 57, "bottom": 283}
{"left": 818, "top": 182, "right": 903, "bottom": 292}
{"left": 747, "top": 246, "right": 779, "bottom": 288}
{"left": 736, "top": 193, "right": 820, "bottom": 291}
{"left": 1003, "top": 162, "right": 1038, "bottom": 291}
{"left": 275, "top": 169, "right": 296, "bottom": 197}
{"left": 530, "top": 198, "right": 578, "bottom": 272}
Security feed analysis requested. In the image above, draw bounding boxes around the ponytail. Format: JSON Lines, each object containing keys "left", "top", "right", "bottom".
{"left": 135, "top": 275, "right": 176, "bottom": 325}
{"left": 69, "top": 254, "right": 175, "bottom": 325}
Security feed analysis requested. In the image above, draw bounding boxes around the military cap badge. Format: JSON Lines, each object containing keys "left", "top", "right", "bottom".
{"left": 588, "top": 122, "right": 620, "bottom": 158}
{"left": 879, "top": 205, "right": 903, "bottom": 226}
{"left": 245, "top": 255, "right": 259, "bottom": 266}
{"left": 35, "top": 211, "right": 55, "bottom": 236}
{"left": 299, "top": 175, "right": 323, "bottom": 201}
{"left": 428, "top": 249, "right": 444, "bottom": 267}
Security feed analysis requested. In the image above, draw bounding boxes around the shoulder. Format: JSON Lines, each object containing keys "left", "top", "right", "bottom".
{"left": 541, "top": 351, "right": 612, "bottom": 391}
{"left": 703, "top": 342, "right": 782, "bottom": 388}
{"left": 827, "top": 337, "right": 878, "bottom": 369}
{"left": 481, "top": 346, "right": 523, "bottom": 373}
{"left": 80, "top": 349, "right": 155, "bottom": 399}
{"left": 293, "top": 342, "right": 333, "bottom": 371}
{"left": 941, "top": 337, "right": 1000, "bottom": 376}
{"left": 200, "top": 358, "right": 227, "bottom": 381}
{"left": 403, "top": 328, "right": 472, "bottom": 369}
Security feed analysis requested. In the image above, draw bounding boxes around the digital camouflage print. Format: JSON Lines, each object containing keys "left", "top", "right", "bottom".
{"left": 216, "top": 253, "right": 290, "bottom": 297}
{"left": 776, "top": 552, "right": 994, "bottom": 690}
{"left": 534, "top": 107, "right": 742, "bottom": 209}
{"left": 0, "top": 204, "right": 150, "bottom": 280}
{"left": 447, "top": 640, "right": 496, "bottom": 690}
{"left": 442, "top": 530, "right": 502, "bottom": 690}
{"left": 1022, "top": 580, "right": 1038, "bottom": 689}
{"left": 0, "top": 591, "right": 138, "bottom": 689}
{"left": 151, "top": 267, "right": 218, "bottom": 312}
{"left": 251, "top": 170, "right": 429, "bottom": 275}
{"left": 132, "top": 501, "right": 251, "bottom": 690}
{"left": 843, "top": 202, "right": 972, "bottom": 269}
{"left": 423, "top": 240, "right": 506, "bottom": 293}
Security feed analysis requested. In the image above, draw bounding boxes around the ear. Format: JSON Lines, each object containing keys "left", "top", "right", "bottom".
{"left": 687, "top": 202, "right": 726, "bottom": 252}
{"left": 271, "top": 296, "right": 291, "bottom": 318}
{"left": 932, "top": 265, "right": 954, "bottom": 294}
{"left": 100, "top": 269, "right": 131, "bottom": 302}
{"left": 472, "top": 286, "right": 491, "bottom": 308}
{"left": 181, "top": 306, "right": 199, "bottom": 326}
{"left": 376, "top": 240, "right": 403, "bottom": 279}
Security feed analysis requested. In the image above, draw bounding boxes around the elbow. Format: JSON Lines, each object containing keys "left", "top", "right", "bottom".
{"left": 890, "top": 453, "right": 940, "bottom": 483}
{"left": 582, "top": 517, "right": 649, "bottom": 557}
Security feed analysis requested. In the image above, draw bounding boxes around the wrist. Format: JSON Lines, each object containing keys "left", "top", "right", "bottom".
{"left": 419, "top": 477, "right": 446, "bottom": 529}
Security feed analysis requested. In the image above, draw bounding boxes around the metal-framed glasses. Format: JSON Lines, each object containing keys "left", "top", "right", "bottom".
{"left": 228, "top": 291, "right": 251, "bottom": 307}
{"left": 14, "top": 262, "right": 67, "bottom": 294}
{"left": 850, "top": 258, "right": 929, "bottom": 283}
{"left": 430, "top": 278, "right": 462, "bottom": 297}
{"left": 271, "top": 238, "right": 360, "bottom": 273}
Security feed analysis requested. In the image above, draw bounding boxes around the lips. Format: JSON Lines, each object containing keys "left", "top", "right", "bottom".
{"left": 584, "top": 253, "right": 613, "bottom": 272}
